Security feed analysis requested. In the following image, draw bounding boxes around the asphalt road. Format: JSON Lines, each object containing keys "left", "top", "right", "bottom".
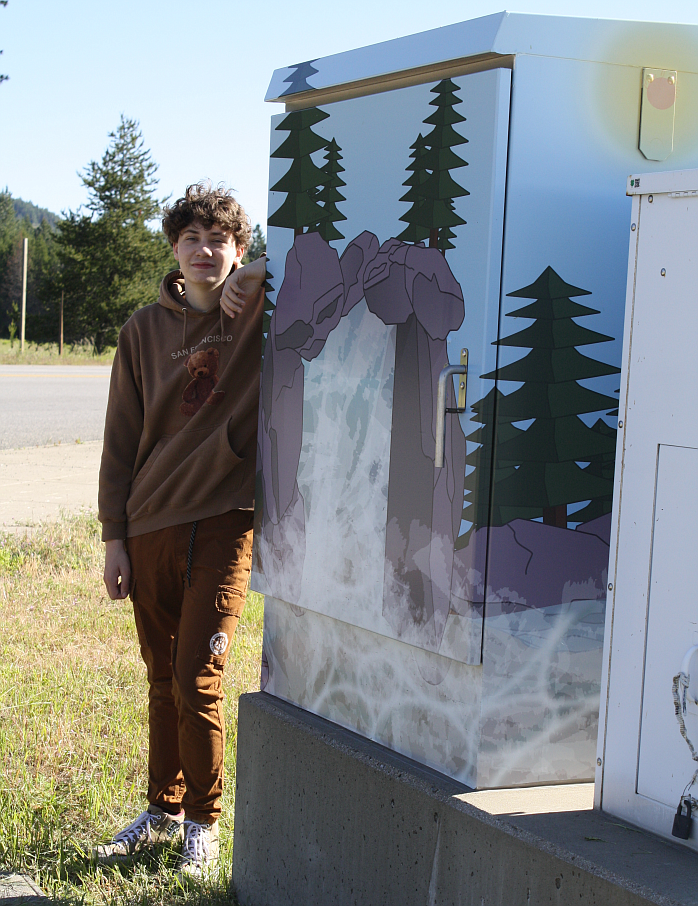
{"left": 0, "top": 365, "right": 112, "bottom": 450}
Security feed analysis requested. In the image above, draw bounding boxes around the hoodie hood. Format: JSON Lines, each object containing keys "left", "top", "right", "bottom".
{"left": 158, "top": 269, "right": 189, "bottom": 314}
{"left": 158, "top": 269, "right": 228, "bottom": 349}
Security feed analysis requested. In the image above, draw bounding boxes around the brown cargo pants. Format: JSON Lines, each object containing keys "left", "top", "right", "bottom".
{"left": 126, "top": 509, "right": 253, "bottom": 824}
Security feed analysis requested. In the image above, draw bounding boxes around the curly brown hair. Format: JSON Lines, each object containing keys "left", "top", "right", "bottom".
{"left": 162, "top": 181, "right": 252, "bottom": 250}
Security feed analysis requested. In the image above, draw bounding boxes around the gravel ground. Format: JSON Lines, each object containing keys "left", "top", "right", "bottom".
{"left": 0, "top": 440, "right": 102, "bottom": 533}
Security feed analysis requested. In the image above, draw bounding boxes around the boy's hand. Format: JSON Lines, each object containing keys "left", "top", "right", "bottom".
{"left": 220, "top": 255, "right": 266, "bottom": 319}
{"left": 104, "top": 539, "right": 131, "bottom": 600}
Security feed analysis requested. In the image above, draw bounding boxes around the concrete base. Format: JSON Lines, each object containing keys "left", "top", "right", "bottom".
{"left": 233, "top": 692, "right": 698, "bottom": 906}
{"left": 0, "top": 873, "right": 46, "bottom": 903}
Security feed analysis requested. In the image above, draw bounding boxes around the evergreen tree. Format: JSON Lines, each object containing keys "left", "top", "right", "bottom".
{"left": 261, "top": 261, "right": 275, "bottom": 360}
{"left": 280, "top": 60, "right": 319, "bottom": 97}
{"left": 24, "top": 218, "right": 61, "bottom": 342}
{"left": 0, "top": 191, "right": 20, "bottom": 329}
{"left": 54, "top": 116, "right": 173, "bottom": 353}
{"left": 0, "top": 236, "right": 24, "bottom": 337}
{"left": 267, "top": 108, "right": 330, "bottom": 237}
{"left": 398, "top": 79, "right": 469, "bottom": 253}
{"left": 436, "top": 204, "right": 458, "bottom": 253}
{"left": 570, "top": 418, "right": 617, "bottom": 523}
{"left": 397, "top": 134, "right": 430, "bottom": 244}
{"left": 243, "top": 224, "right": 266, "bottom": 263}
{"left": 483, "top": 267, "right": 620, "bottom": 528}
{"left": 309, "top": 138, "right": 347, "bottom": 242}
{"left": 0, "top": 195, "right": 59, "bottom": 342}
{"left": 458, "top": 387, "right": 532, "bottom": 547}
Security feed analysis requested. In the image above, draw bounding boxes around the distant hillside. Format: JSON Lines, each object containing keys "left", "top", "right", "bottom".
{"left": 12, "top": 197, "right": 59, "bottom": 229}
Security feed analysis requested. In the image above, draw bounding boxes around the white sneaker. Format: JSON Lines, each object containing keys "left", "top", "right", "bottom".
{"left": 92, "top": 805, "right": 184, "bottom": 864}
{"left": 176, "top": 819, "right": 220, "bottom": 882}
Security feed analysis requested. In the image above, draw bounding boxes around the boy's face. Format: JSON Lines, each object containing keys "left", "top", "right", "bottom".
{"left": 172, "top": 221, "right": 244, "bottom": 290}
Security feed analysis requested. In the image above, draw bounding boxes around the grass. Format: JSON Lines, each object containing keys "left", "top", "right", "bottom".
{"left": 0, "top": 339, "right": 115, "bottom": 366}
{"left": 0, "top": 513, "right": 264, "bottom": 904}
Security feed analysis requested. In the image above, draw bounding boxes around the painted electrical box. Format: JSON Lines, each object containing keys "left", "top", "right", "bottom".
{"left": 252, "top": 12, "right": 698, "bottom": 789}
{"left": 598, "top": 168, "right": 698, "bottom": 846}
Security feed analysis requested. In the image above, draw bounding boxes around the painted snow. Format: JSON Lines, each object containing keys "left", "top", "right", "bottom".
{"left": 296, "top": 299, "right": 396, "bottom": 627}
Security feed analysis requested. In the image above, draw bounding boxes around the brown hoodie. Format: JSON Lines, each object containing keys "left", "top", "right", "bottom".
{"left": 98, "top": 270, "right": 262, "bottom": 541}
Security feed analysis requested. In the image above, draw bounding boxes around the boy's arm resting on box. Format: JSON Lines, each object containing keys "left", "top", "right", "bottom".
{"left": 220, "top": 255, "right": 266, "bottom": 320}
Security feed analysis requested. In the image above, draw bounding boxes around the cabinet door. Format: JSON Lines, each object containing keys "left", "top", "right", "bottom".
{"left": 476, "top": 54, "right": 626, "bottom": 787}
{"left": 253, "top": 67, "right": 511, "bottom": 668}
{"left": 601, "top": 189, "right": 698, "bottom": 845}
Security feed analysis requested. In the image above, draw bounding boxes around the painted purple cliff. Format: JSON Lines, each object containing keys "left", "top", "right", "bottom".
{"left": 362, "top": 239, "right": 465, "bottom": 651}
{"left": 256, "top": 231, "right": 467, "bottom": 643}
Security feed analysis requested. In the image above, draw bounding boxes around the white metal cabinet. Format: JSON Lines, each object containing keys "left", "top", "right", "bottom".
{"left": 598, "top": 170, "right": 698, "bottom": 845}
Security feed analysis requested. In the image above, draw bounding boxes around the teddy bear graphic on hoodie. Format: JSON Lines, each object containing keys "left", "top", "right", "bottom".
{"left": 180, "top": 347, "right": 225, "bottom": 417}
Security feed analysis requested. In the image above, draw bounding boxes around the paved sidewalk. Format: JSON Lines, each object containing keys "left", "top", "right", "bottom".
{"left": 0, "top": 441, "right": 102, "bottom": 533}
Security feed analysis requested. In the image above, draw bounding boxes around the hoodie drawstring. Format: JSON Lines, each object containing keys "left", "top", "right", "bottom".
{"left": 180, "top": 306, "right": 226, "bottom": 351}
{"left": 186, "top": 521, "right": 198, "bottom": 588}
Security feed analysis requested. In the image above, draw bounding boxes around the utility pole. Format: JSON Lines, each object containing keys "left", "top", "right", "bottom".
{"left": 20, "top": 236, "right": 28, "bottom": 353}
{"left": 59, "top": 291, "right": 64, "bottom": 356}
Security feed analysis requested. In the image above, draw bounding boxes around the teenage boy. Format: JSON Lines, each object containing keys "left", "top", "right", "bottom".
{"left": 94, "top": 182, "right": 267, "bottom": 880}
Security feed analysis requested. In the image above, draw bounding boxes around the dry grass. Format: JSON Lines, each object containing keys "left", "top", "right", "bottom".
{"left": 0, "top": 339, "right": 115, "bottom": 366}
{"left": 0, "top": 513, "right": 264, "bottom": 904}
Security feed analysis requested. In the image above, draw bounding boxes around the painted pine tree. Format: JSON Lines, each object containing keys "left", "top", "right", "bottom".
{"left": 309, "top": 138, "right": 347, "bottom": 242}
{"left": 398, "top": 78, "right": 469, "bottom": 253}
{"left": 569, "top": 418, "right": 616, "bottom": 523}
{"left": 261, "top": 261, "right": 275, "bottom": 360}
{"left": 482, "top": 267, "right": 619, "bottom": 528}
{"left": 397, "top": 133, "right": 430, "bottom": 244}
{"left": 267, "top": 108, "right": 330, "bottom": 237}
{"left": 436, "top": 208, "right": 458, "bottom": 253}
{"left": 457, "top": 387, "right": 530, "bottom": 548}
{"left": 280, "top": 60, "right": 319, "bottom": 97}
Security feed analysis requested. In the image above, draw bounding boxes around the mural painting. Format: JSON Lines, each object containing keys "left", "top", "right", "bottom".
{"left": 253, "top": 65, "right": 620, "bottom": 786}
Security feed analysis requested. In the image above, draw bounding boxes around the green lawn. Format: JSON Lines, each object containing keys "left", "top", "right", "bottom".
{"left": 0, "top": 513, "right": 264, "bottom": 904}
{"left": 0, "top": 339, "right": 115, "bottom": 366}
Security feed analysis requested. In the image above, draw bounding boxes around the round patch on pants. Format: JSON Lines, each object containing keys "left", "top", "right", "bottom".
{"left": 209, "top": 632, "right": 229, "bottom": 657}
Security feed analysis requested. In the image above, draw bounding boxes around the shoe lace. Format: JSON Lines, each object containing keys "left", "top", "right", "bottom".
{"left": 182, "top": 821, "right": 210, "bottom": 862}
{"left": 113, "top": 811, "right": 156, "bottom": 848}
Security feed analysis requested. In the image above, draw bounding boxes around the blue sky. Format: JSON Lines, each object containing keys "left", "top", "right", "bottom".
{"left": 2, "top": 0, "right": 698, "bottom": 230}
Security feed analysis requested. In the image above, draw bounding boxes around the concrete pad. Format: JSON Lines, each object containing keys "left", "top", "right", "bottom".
{"left": 234, "top": 692, "right": 698, "bottom": 906}
{"left": 0, "top": 872, "right": 46, "bottom": 902}
{"left": 458, "top": 783, "right": 594, "bottom": 816}
{"left": 0, "top": 441, "right": 102, "bottom": 532}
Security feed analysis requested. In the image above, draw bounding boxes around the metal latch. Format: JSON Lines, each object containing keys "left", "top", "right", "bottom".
{"left": 434, "top": 348, "right": 468, "bottom": 469}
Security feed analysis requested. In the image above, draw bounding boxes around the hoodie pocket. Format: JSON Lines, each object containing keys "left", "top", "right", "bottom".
{"left": 130, "top": 436, "right": 172, "bottom": 491}
{"left": 126, "top": 423, "right": 245, "bottom": 521}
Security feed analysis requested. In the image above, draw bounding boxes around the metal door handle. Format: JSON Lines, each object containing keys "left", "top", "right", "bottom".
{"left": 435, "top": 348, "right": 468, "bottom": 468}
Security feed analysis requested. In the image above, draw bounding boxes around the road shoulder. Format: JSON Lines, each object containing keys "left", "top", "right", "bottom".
{"left": 0, "top": 441, "right": 102, "bottom": 533}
